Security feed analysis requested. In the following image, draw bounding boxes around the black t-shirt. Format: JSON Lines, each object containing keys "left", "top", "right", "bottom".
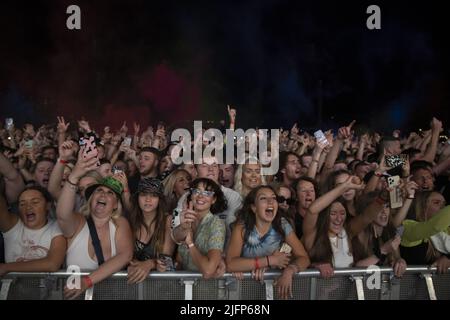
{"left": 294, "top": 213, "right": 304, "bottom": 240}
{"left": 400, "top": 242, "right": 430, "bottom": 265}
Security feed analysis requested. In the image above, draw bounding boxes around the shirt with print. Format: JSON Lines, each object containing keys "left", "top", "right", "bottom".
{"left": 242, "top": 217, "right": 292, "bottom": 258}
{"left": 178, "top": 212, "right": 225, "bottom": 271}
{"left": 3, "top": 219, "right": 62, "bottom": 263}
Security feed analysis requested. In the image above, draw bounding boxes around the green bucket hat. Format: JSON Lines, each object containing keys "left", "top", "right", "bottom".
{"left": 84, "top": 176, "right": 124, "bottom": 201}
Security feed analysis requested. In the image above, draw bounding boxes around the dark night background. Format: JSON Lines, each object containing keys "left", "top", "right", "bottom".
{"left": 0, "top": 0, "right": 449, "bottom": 134}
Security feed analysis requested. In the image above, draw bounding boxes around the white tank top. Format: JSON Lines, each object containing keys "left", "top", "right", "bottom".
{"left": 66, "top": 219, "right": 117, "bottom": 270}
{"left": 329, "top": 229, "right": 354, "bottom": 268}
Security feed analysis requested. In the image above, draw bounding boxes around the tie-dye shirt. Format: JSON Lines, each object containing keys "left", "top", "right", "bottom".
{"left": 242, "top": 218, "right": 293, "bottom": 258}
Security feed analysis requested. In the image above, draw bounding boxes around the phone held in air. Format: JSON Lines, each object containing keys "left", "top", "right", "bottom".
{"left": 387, "top": 175, "right": 403, "bottom": 209}
{"left": 80, "top": 134, "right": 100, "bottom": 167}
{"left": 314, "top": 130, "right": 329, "bottom": 147}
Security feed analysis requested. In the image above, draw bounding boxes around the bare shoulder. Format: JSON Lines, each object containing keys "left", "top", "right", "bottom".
{"left": 115, "top": 216, "right": 131, "bottom": 229}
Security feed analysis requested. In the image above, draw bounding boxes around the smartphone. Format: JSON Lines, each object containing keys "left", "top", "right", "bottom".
{"left": 112, "top": 165, "right": 123, "bottom": 174}
{"left": 387, "top": 175, "right": 403, "bottom": 209}
{"left": 171, "top": 208, "right": 181, "bottom": 228}
{"left": 25, "top": 140, "right": 34, "bottom": 149}
{"left": 396, "top": 225, "right": 404, "bottom": 237}
{"left": 5, "top": 118, "right": 14, "bottom": 130}
{"left": 314, "top": 130, "right": 329, "bottom": 146}
{"left": 159, "top": 254, "right": 175, "bottom": 271}
{"left": 123, "top": 136, "right": 132, "bottom": 147}
{"left": 279, "top": 243, "right": 292, "bottom": 254}
{"left": 82, "top": 136, "right": 100, "bottom": 166}
{"left": 385, "top": 155, "right": 406, "bottom": 168}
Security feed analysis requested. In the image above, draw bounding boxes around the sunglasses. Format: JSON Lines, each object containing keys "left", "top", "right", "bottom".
{"left": 276, "top": 196, "right": 296, "bottom": 206}
{"left": 191, "top": 188, "right": 215, "bottom": 197}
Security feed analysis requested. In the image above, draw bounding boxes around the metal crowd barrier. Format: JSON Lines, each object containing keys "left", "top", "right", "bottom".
{"left": 1, "top": 266, "right": 449, "bottom": 300}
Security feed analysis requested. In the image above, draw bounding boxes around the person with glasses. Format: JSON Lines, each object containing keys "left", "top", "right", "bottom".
{"left": 172, "top": 156, "right": 241, "bottom": 246}
{"left": 176, "top": 178, "right": 227, "bottom": 278}
{"left": 226, "top": 185, "right": 310, "bottom": 299}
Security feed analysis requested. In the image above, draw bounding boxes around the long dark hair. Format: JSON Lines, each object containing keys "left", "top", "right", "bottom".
{"left": 128, "top": 191, "right": 168, "bottom": 255}
{"left": 234, "top": 185, "right": 286, "bottom": 244}
{"left": 308, "top": 199, "right": 349, "bottom": 265}
{"left": 352, "top": 192, "right": 397, "bottom": 264}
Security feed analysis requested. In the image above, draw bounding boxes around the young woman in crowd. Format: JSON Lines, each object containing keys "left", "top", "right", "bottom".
{"left": 352, "top": 192, "right": 407, "bottom": 277}
{"left": 127, "top": 178, "right": 176, "bottom": 283}
{"left": 175, "top": 178, "right": 227, "bottom": 279}
{"left": 162, "top": 168, "right": 192, "bottom": 212}
{"left": 233, "top": 158, "right": 267, "bottom": 198}
{"left": 303, "top": 175, "right": 385, "bottom": 277}
{"left": 56, "top": 146, "right": 133, "bottom": 299}
{"left": 400, "top": 191, "right": 450, "bottom": 273}
{"left": 226, "top": 185, "right": 310, "bottom": 299}
{"left": 322, "top": 170, "right": 361, "bottom": 218}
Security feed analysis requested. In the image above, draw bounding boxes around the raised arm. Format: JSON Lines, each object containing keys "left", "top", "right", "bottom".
{"left": 307, "top": 140, "right": 326, "bottom": 179}
{"left": 227, "top": 105, "right": 236, "bottom": 130}
{"left": 56, "top": 146, "right": 98, "bottom": 238}
{"left": 420, "top": 118, "right": 442, "bottom": 163}
{"left": 303, "top": 176, "right": 363, "bottom": 249}
{"left": 0, "top": 151, "right": 25, "bottom": 203}
{"left": 0, "top": 193, "right": 18, "bottom": 233}
{"left": 347, "top": 190, "right": 390, "bottom": 238}
{"left": 56, "top": 116, "right": 70, "bottom": 147}
{"left": 321, "top": 121, "right": 355, "bottom": 181}
{"left": 402, "top": 205, "right": 450, "bottom": 243}
{"left": 48, "top": 141, "right": 74, "bottom": 200}
{"left": 391, "top": 180, "right": 418, "bottom": 228}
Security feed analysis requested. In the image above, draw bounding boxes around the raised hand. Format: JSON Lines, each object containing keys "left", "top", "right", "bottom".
{"left": 227, "top": 105, "right": 237, "bottom": 123}
{"left": 290, "top": 123, "right": 299, "bottom": 136}
{"left": 431, "top": 117, "right": 443, "bottom": 133}
{"left": 59, "top": 140, "right": 75, "bottom": 161}
{"left": 338, "top": 120, "right": 355, "bottom": 140}
{"left": 342, "top": 175, "right": 365, "bottom": 191}
{"left": 70, "top": 145, "right": 99, "bottom": 181}
{"left": 404, "top": 180, "right": 419, "bottom": 198}
{"left": 57, "top": 116, "right": 70, "bottom": 134}
{"left": 180, "top": 200, "right": 197, "bottom": 231}
{"left": 120, "top": 121, "right": 128, "bottom": 134}
{"left": 133, "top": 122, "right": 140, "bottom": 136}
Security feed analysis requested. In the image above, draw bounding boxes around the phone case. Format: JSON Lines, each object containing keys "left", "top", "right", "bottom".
{"left": 123, "top": 137, "right": 132, "bottom": 146}
{"left": 314, "top": 130, "right": 328, "bottom": 144}
{"left": 159, "top": 254, "right": 175, "bottom": 271}
{"left": 279, "top": 243, "right": 292, "bottom": 254}
{"left": 387, "top": 175, "right": 403, "bottom": 209}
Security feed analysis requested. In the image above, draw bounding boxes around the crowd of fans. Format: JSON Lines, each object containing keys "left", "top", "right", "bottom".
{"left": 0, "top": 107, "right": 449, "bottom": 299}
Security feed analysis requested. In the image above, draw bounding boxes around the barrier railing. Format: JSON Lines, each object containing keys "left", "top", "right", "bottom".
{"left": 1, "top": 266, "right": 449, "bottom": 300}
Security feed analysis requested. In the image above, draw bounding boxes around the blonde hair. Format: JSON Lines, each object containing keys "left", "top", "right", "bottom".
{"left": 162, "top": 168, "right": 191, "bottom": 211}
{"left": 80, "top": 191, "right": 123, "bottom": 223}
{"left": 233, "top": 155, "right": 267, "bottom": 197}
